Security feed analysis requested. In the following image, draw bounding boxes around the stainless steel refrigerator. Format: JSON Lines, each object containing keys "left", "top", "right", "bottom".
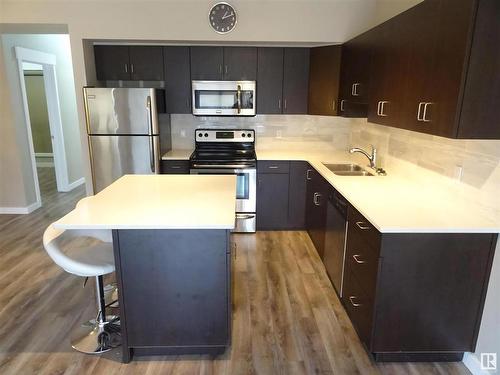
{"left": 84, "top": 87, "right": 161, "bottom": 193}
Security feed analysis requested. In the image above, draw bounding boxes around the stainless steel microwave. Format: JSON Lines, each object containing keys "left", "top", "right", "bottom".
{"left": 192, "top": 80, "right": 256, "bottom": 116}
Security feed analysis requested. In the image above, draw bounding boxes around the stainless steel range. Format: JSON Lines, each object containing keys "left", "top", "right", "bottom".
{"left": 189, "top": 129, "right": 256, "bottom": 233}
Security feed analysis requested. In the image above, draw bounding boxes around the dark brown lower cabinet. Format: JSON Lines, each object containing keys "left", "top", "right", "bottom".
{"left": 160, "top": 160, "right": 190, "bottom": 174}
{"left": 305, "top": 167, "right": 330, "bottom": 259}
{"left": 113, "top": 229, "right": 231, "bottom": 362}
{"left": 257, "top": 161, "right": 308, "bottom": 230}
{"left": 342, "top": 206, "right": 497, "bottom": 361}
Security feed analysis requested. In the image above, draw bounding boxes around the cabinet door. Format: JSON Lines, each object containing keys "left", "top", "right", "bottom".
{"left": 305, "top": 169, "right": 328, "bottom": 258}
{"left": 94, "top": 45, "right": 131, "bottom": 81}
{"left": 164, "top": 47, "right": 191, "bottom": 113}
{"left": 223, "top": 47, "right": 257, "bottom": 81}
{"left": 190, "top": 47, "right": 224, "bottom": 80}
{"left": 257, "top": 48, "right": 284, "bottom": 114}
{"left": 288, "top": 161, "right": 308, "bottom": 229}
{"left": 308, "top": 45, "right": 342, "bottom": 116}
{"left": 367, "top": 18, "right": 411, "bottom": 127}
{"left": 257, "top": 173, "right": 289, "bottom": 230}
{"left": 458, "top": 0, "right": 500, "bottom": 139}
{"left": 129, "top": 46, "right": 164, "bottom": 81}
{"left": 283, "top": 48, "right": 310, "bottom": 114}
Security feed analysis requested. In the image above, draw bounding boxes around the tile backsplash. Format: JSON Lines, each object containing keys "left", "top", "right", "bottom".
{"left": 170, "top": 114, "right": 500, "bottom": 192}
{"left": 170, "top": 114, "right": 354, "bottom": 151}
{"left": 351, "top": 121, "right": 500, "bottom": 191}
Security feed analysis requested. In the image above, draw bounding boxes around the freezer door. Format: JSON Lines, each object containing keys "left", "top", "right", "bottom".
{"left": 89, "top": 135, "right": 160, "bottom": 193}
{"left": 84, "top": 87, "right": 158, "bottom": 135}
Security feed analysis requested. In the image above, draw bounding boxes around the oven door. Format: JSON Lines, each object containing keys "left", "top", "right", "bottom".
{"left": 192, "top": 81, "right": 256, "bottom": 116}
{"left": 189, "top": 168, "right": 256, "bottom": 213}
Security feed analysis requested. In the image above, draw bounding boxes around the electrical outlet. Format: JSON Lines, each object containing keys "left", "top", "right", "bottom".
{"left": 180, "top": 130, "right": 186, "bottom": 138}
{"left": 453, "top": 165, "right": 464, "bottom": 181}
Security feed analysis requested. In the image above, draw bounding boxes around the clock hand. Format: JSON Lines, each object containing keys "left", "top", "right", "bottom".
{"left": 222, "top": 12, "right": 234, "bottom": 20}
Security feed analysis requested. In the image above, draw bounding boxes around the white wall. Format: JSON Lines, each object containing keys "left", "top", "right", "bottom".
{"left": 1, "top": 34, "right": 83, "bottom": 208}
{"left": 0, "top": 0, "right": 420, "bottom": 199}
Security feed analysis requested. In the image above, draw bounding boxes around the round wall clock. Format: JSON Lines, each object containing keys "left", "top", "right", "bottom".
{"left": 209, "top": 2, "right": 237, "bottom": 34}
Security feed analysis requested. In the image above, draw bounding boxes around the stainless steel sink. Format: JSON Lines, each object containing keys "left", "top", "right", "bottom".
{"left": 323, "top": 163, "right": 374, "bottom": 176}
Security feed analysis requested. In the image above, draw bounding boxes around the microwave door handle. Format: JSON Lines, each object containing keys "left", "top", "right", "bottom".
{"left": 237, "top": 84, "right": 241, "bottom": 114}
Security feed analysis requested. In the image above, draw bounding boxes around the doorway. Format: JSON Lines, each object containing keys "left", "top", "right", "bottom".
{"left": 22, "top": 63, "right": 58, "bottom": 197}
{"left": 15, "top": 46, "right": 70, "bottom": 206}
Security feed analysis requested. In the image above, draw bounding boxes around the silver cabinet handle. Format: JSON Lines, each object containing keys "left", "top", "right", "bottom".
{"left": 417, "top": 102, "right": 425, "bottom": 121}
{"left": 352, "top": 83, "right": 360, "bottom": 96}
{"left": 306, "top": 169, "right": 312, "bottom": 180}
{"left": 332, "top": 99, "right": 336, "bottom": 111}
{"left": 340, "top": 99, "right": 346, "bottom": 112}
{"left": 124, "top": 64, "right": 128, "bottom": 73}
{"left": 356, "top": 221, "right": 370, "bottom": 230}
{"left": 236, "top": 213, "right": 256, "bottom": 220}
{"left": 349, "top": 296, "right": 362, "bottom": 307}
{"left": 377, "top": 101, "right": 382, "bottom": 116}
{"left": 379, "top": 101, "right": 389, "bottom": 117}
{"left": 352, "top": 254, "right": 365, "bottom": 264}
{"left": 278, "top": 99, "right": 281, "bottom": 109}
{"left": 225, "top": 65, "right": 228, "bottom": 75}
{"left": 130, "top": 63, "right": 134, "bottom": 73}
{"left": 219, "top": 64, "right": 223, "bottom": 74}
{"left": 170, "top": 166, "right": 182, "bottom": 169}
{"left": 313, "top": 192, "right": 321, "bottom": 206}
{"left": 268, "top": 166, "right": 279, "bottom": 169}
{"left": 423, "top": 102, "right": 432, "bottom": 122}
{"left": 284, "top": 99, "right": 287, "bottom": 110}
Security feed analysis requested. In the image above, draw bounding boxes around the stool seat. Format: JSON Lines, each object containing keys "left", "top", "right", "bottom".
{"left": 42, "top": 222, "right": 121, "bottom": 354}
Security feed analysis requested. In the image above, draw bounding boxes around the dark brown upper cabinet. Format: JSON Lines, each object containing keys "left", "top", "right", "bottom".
{"left": 257, "top": 47, "right": 284, "bottom": 114}
{"left": 94, "top": 45, "right": 131, "bottom": 81}
{"left": 163, "top": 46, "right": 191, "bottom": 114}
{"left": 308, "top": 45, "right": 342, "bottom": 116}
{"left": 94, "top": 45, "right": 164, "bottom": 81}
{"left": 457, "top": 0, "right": 500, "bottom": 139}
{"left": 283, "top": 48, "right": 310, "bottom": 114}
{"left": 365, "top": 0, "right": 498, "bottom": 139}
{"left": 338, "top": 31, "right": 373, "bottom": 118}
{"left": 190, "top": 46, "right": 257, "bottom": 81}
{"left": 223, "top": 47, "right": 257, "bottom": 81}
{"left": 190, "top": 46, "right": 224, "bottom": 80}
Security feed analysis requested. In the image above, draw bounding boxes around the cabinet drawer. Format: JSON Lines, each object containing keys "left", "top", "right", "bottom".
{"left": 343, "top": 271, "right": 374, "bottom": 347}
{"left": 348, "top": 206, "right": 381, "bottom": 250}
{"left": 161, "top": 160, "right": 190, "bottom": 174}
{"left": 257, "top": 161, "right": 290, "bottom": 174}
{"left": 345, "top": 224, "right": 380, "bottom": 299}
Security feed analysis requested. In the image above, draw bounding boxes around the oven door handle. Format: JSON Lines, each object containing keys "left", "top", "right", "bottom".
{"left": 191, "top": 163, "right": 254, "bottom": 169}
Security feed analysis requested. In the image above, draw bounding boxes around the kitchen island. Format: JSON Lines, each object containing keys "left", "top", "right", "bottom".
{"left": 54, "top": 174, "right": 237, "bottom": 362}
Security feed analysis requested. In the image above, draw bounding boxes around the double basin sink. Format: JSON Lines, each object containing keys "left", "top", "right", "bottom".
{"left": 323, "top": 163, "right": 374, "bottom": 176}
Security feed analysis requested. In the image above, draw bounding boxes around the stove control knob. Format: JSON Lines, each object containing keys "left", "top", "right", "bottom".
{"left": 247, "top": 133, "right": 252, "bottom": 137}
{"left": 204, "top": 133, "right": 208, "bottom": 137}
{"left": 242, "top": 133, "right": 246, "bottom": 137}
{"left": 198, "top": 133, "right": 202, "bottom": 137}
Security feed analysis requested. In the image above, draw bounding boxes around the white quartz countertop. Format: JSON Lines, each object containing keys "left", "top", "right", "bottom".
{"left": 162, "top": 149, "right": 192, "bottom": 160}
{"left": 54, "top": 175, "right": 237, "bottom": 230}
{"left": 161, "top": 148, "right": 500, "bottom": 233}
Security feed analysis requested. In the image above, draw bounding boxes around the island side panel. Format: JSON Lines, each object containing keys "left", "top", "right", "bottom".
{"left": 113, "top": 229, "right": 231, "bottom": 359}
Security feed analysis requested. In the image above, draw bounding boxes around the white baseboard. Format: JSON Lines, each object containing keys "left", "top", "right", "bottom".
{"left": 0, "top": 201, "right": 41, "bottom": 214}
{"left": 463, "top": 352, "right": 494, "bottom": 375}
{"left": 62, "top": 177, "right": 85, "bottom": 192}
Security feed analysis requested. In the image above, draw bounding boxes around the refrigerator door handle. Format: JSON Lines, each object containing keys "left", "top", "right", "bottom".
{"left": 146, "top": 96, "right": 158, "bottom": 173}
{"left": 149, "top": 136, "right": 155, "bottom": 173}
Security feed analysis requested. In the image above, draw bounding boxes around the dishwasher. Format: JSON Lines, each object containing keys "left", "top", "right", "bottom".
{"left": 323, "top": 188, "right": 348, "bottom": 297}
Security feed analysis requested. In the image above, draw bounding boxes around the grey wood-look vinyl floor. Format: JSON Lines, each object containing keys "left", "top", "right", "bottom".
{"left": 0, "top": 168, "right": 471, "bottom": 375}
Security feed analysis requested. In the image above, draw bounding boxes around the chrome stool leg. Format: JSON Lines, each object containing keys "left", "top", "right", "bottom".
{"left": 71, "top": 276, "right": 121, "bottom": 354}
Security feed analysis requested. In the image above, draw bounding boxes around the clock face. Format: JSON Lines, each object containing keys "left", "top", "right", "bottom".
{"left": 209, "top": 2, "right": 237, "bottom": 34}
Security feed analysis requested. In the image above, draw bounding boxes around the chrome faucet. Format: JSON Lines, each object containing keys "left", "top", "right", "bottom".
{"left": 349, "top": 145, "right": 377, "bottom": 169}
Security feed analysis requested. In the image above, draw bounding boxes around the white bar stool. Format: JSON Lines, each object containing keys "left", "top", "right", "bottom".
{"left": 43, "top": 223, "right": 121, "bottom": 354}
